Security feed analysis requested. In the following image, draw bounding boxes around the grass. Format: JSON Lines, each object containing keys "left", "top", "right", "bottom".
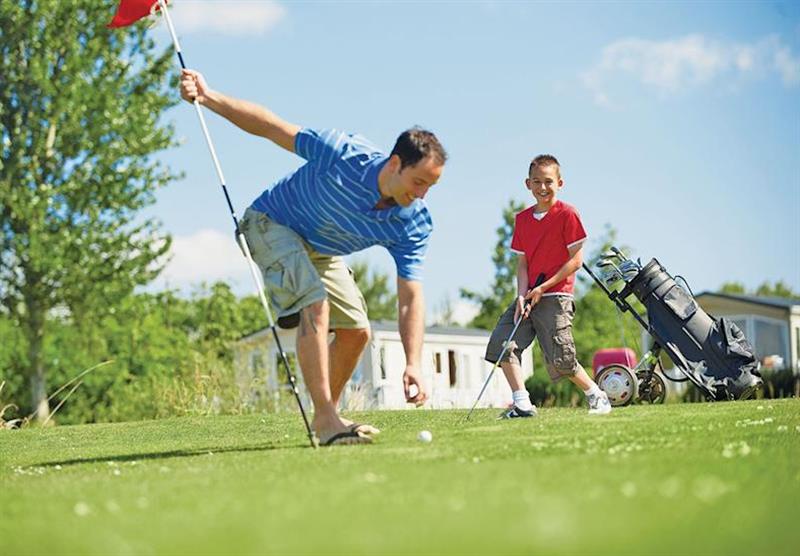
{"left": 1, "top": 399, "right": 799, "bottom": 555}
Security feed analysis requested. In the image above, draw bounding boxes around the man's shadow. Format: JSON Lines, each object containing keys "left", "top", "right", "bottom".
{"left": 34, "top": 441, "right": 309, "bottom": 468}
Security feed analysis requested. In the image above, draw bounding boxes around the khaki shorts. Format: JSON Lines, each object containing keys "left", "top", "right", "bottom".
{"left": 240, "top": 207, "right": 369, "bottom": 329}
{"left": 485, "top": 296, "right": 581, "bottom": 382}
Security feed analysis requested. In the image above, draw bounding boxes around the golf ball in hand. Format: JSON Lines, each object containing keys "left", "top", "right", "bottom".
{"left": 417, "top": 430, "right": 433, "bottom": 443}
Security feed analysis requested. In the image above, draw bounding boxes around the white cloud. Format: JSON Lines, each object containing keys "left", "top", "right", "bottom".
{"left": 582, "top": 34, "right": 800, "bottom": 106}
{"left": 158, "top": 228, "right": 249, "bottom": 289}
{"left": 169, "top": 1, "right": 287, "bottom": 36}
{"left": 430, "top": 298, "right": 480, "bottom": 327}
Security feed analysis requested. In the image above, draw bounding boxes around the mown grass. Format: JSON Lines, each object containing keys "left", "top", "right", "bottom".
{"left": 1, "top": 399, "right": 798, "bottom": 555}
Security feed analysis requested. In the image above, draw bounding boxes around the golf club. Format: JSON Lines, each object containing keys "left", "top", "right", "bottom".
{"left": 463, "top": 273, "right": 546, "bottom": 422}
{"left": 610, "top": 246, "right": 627, "bottom": 261}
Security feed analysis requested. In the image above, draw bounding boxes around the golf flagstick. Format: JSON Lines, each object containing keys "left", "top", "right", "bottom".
{"left": 156, "top": 0, "right": 316, "bottom": 448}
{"left": 463, "top": 273, "right": 546, "bottom": 422}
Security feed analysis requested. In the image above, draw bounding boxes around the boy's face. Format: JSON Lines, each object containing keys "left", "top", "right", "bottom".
{"left": 526, "top": 164, "right": 562, "bottom": 207}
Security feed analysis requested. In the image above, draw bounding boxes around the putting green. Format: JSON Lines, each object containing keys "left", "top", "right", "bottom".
{"left": 1, "top": 399, "right": 798, "bottom": 555}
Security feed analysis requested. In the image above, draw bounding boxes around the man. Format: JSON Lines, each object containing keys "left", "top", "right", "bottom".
{"left": 180, "top": 69, "right": 447, "bottom": 446}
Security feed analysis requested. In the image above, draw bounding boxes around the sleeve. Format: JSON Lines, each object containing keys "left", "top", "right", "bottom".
{"left": 563, "top": 207, "right": 588, "bottom": 249}
{"left": 510, "top": 212, "right": 524, "bottom": 254}
{"left": 389, "top": 228, "right": 430, "bottom": 282}
{"left": 294, "top": 128, "right": 348, "bottom": 170}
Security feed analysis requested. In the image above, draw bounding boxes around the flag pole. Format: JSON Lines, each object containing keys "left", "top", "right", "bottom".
{"left": 156, "top": 0, "right": 316, "bottom": 448}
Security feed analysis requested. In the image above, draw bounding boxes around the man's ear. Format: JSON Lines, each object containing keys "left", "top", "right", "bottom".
{"left": 525, "top": 178, "right": 533, "bottom": 190}
{"left": 387, "top": 154, "right": 402, "bottom": 173}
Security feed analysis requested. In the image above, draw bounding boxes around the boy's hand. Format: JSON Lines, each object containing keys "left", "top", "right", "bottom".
{"left": 514, "top": 295, "right": 527, "bottom": 322}
{"left": 524, "top": 286, "right": 544, "bottom": 308}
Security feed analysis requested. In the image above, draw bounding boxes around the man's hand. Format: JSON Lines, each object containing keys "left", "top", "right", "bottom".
{"left": 180, "top": 69, "right": 211, "bottom": 105}
{"left": 403, "top": 365, "right": 428, "bottom": 407}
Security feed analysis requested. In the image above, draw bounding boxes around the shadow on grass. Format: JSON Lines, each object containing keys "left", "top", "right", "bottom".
{"left": 34, "top": 441, "right": 309, "bottom": 468}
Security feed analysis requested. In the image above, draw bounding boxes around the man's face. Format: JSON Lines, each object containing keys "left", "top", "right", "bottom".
{"left": 388, "top": 155, "right": 444, "bottom": 207}
{"left": 526, "top": 164, "right": 562, "bottom": 206}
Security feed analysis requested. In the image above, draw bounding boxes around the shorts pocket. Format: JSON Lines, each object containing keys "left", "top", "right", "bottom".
{"left": 551, "top": 325, "right": 577, "bottom": 372}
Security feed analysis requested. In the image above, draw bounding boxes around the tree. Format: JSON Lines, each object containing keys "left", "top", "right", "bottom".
{"left": 350, "top": 260, "right": 398, "bottom": 321}
{"left": 459, "top": 199, "right": 524, "bottom": 329}
{"left": 719, "top": 282, "right": 747, "bottom": 295}
{"left": 718, "top": 280, "right": 799, "bottom": 300}
{"left": 755, "top": 281, "right": 799, "bottom": 300}
{"left": 0, "top": 0, "right": 178, "bottom": 420}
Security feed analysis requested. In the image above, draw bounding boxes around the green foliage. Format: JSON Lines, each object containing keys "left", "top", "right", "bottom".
{"left": 0, "top": 0, "right": 180, "bottom": 419}
{"left": 460, "top": 199, "right": 524, "bottom": 330}
{"left": 0, "top": 283, "right": 265, "bottom": 424}
{"left": 719, "top": 280, "right": 798, "bottom": 300}
{"left": 754, "top": 280, "right": 799, "bottom": 300}
{"left": 719, "top": 281, "right": 747, "bottom": 294}
{"left": 351, "top": 260, "right": 398, "bottom": 321}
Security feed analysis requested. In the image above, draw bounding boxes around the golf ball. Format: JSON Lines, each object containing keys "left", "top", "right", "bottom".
{"left": 417, "top": 430, "right": 433, "bottom": 443}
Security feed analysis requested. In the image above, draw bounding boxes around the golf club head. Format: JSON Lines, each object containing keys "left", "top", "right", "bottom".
{"left": 599, "top": 267, "right": 623, "bottom": 287}
{"left": 610, "top": 246, "right": 627, "bottom": 260}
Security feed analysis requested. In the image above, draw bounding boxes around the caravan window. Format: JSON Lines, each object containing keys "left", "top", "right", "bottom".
{"left": 727, "top": 315, "right": 789, "bottom": 368}
{"left": 448, "top": 350, "right": 457, "bottom": 387}
{"left": 434, "top": 352, "right": 442, "bottom": 374}
{"left": 380, "top": 347, "right": 387, "bottom": 380}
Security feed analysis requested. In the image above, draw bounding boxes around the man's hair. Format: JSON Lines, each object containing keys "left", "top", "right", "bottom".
{"left": 390, "top": 127, "right": 448, "bottom": 170}
{"left": 529, "top": 154, "right": 560, "bottom": 176}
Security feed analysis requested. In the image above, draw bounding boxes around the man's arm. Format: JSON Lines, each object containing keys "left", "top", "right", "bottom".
{"left": 525, "top": 243, "right": 583, "bottom": 306}
{"left": 180, "top": 69, "right": 300, "bottom": 153}
{"left": 397, "top": 277, "right": 427, "bottom": 406}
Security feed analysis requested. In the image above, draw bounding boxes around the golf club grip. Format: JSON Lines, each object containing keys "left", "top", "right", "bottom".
{"left": 522, "top": 273, "right": 547, "bottom": 311}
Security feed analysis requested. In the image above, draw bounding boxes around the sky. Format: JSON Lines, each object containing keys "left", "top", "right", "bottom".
{"left": 141, "top": 0, "right": 800, "bottom": 324}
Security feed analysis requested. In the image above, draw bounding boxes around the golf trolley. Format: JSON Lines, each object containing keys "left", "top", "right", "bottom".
{"left": 584, "top": 247, "right": 762, "bottom": 406}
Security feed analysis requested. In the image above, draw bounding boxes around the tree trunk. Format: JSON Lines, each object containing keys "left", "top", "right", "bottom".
{"left": 25, "top": 303, "right": 50, "bottom": 423}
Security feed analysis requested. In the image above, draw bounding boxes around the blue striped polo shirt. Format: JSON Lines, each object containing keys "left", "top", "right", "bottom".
{"left": 250, "top": 128, "right": 433, "bottom": 281}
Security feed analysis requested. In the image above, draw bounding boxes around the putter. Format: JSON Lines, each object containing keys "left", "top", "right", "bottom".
{"left": 463, "top": 273, "right": 546, "bottom": 422}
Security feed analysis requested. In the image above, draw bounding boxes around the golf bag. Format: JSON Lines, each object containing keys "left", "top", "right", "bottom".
{"left": 617, "top": 258, "right": 762, "bottom": 400}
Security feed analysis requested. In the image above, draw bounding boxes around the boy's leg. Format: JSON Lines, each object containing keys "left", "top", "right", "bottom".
{"left": 533, "top": 297, "right": 611, "bottom": 414}
{"left": 485, "top": 302, "right": 536, "bottom": 416}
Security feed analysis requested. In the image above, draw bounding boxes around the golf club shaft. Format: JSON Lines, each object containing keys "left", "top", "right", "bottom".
{"left": 464, "top": 273, "right": 545, "bottom": 421}
{"left": 158, "top": 1, "right": 316, "bottom": 448}
{"left": 464, "top": 315, "right": 525, "bottom": 421}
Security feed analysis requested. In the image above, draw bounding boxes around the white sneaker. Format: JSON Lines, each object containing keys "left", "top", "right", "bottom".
{"left": 588, "top": 391, "right": 612, "bottom": 415}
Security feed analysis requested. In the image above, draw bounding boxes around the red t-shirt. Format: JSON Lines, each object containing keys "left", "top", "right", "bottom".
{"left": 510, "top": 200, "right": 587, "bottom": 295}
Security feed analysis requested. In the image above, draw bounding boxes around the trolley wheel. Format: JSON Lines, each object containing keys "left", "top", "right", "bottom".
{"left": 595, "top": 364, "right": 637, "bottom": 407}
{"left": 636, "top": 371, "right": 667, "bottom": 404}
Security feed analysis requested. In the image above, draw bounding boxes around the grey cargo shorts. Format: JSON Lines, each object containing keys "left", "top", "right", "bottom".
{"left": 485, "top": 295, "right": 580, "bottom": 382}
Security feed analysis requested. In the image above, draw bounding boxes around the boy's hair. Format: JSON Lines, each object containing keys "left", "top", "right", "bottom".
{"left": 529, "top": 154, "right": 560, "bottom": 177}
{"left": 391, "top": 127, "right": 448, "bottom": 170}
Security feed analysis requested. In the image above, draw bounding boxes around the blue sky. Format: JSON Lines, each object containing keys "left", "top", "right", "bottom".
{"left": 143, "top": 1, "right": 800, "bottom": 323}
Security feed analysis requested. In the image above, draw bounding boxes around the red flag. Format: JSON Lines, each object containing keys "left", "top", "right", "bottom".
{"left": 107, "top": 0, "right": 161, "bottom": 28}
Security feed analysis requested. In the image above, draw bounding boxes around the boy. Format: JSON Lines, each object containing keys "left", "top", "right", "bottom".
{"left": 485, "top": 155, "right": 611, "bottom": 417}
